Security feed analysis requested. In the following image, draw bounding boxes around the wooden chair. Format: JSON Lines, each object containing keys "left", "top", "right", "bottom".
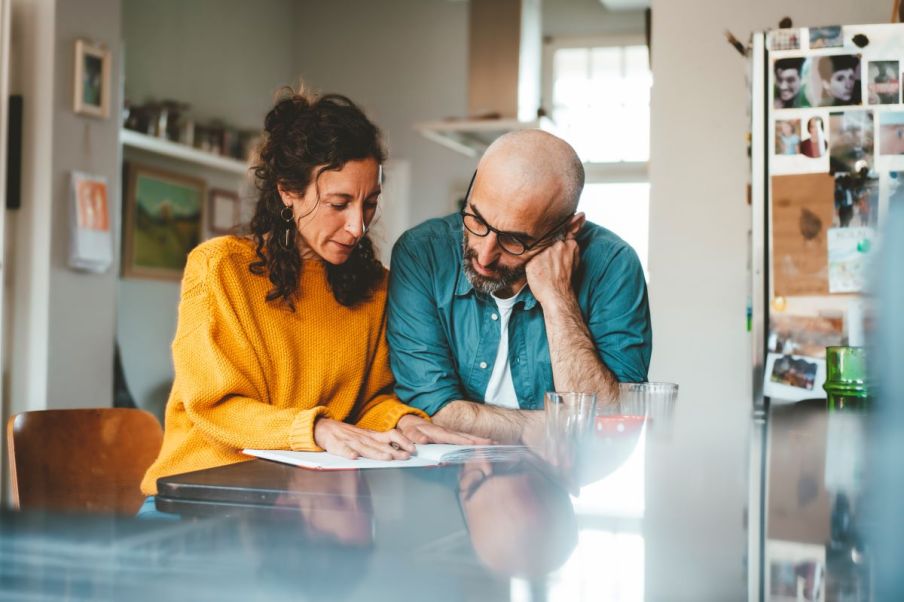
{"left": 6, "top": 408, "right": 163, "bottom": 514}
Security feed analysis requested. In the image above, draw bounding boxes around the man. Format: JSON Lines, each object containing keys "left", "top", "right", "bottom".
{"left": 387, "top": 130, "right": 652, "bottom": 443}
{"left": 774, "top": 57, "right": 809, "bottom": 109}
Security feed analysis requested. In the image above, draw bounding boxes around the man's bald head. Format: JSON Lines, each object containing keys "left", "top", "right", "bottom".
{"left": 478, "top": 130, "right": 584, "bottom": 215}
{"left": 461, "top": 130, "right": 585, "bottom": 298}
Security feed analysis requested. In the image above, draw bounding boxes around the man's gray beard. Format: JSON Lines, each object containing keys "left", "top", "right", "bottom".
{"left": 461, "top": 234, "right": 525, "bottom": 296}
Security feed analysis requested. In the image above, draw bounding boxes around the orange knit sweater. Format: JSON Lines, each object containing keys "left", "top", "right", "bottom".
{"left": 141, "top": 236, "right": 427, "bottom": 495}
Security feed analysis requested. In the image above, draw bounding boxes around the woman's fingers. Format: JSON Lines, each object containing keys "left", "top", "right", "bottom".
{"left": 381, "top": 428, "right": 417, "bottom": 453}
{"left": 351, "top": 430, "right": 413, "bottom": 460}
{"left": 355, "top": 438, "right": 409, "bottom": 461}
{"left": 331, "top": 441, "right": 359, "bottom": 460}
{"left": 352, "top": 440, "right": 393, "bottom": 461}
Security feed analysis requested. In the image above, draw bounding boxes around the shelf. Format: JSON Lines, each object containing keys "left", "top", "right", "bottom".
{"left": 415, "top": 117, "right": 556, "bottom": 158}
{"left": 120, "top": 129, "right": 249, "bottom": 175}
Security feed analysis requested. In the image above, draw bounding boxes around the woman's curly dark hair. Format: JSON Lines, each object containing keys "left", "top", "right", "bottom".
{"left": 248, "top": 86, "right": 387, "bottom": 310}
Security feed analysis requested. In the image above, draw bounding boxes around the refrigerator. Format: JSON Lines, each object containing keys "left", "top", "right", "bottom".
{"left": 750, "top": 23, "right": 904, "bottom": 407}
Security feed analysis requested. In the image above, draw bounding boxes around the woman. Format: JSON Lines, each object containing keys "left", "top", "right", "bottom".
{"left": 816, "top": 55, "right": 861, "bottom": 106}
{"left": 139, "top": 88, "right": 484, "bottom": 513}
{"left": 800, "top": 116, "right": 827, "bottom": 158}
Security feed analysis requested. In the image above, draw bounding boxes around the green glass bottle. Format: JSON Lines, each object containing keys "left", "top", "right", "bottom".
{"left": 824, "top": 346, "right": 869, "bottom": 411}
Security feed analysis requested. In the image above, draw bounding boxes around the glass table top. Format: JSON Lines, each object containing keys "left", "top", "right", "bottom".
{"left": 0, "top": 393, "right": 879, "bottom": 601}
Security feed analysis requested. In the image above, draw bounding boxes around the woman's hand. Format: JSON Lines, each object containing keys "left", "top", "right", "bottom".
{"left": 396, "top": 414, "right": 494, "bottom": 446}
{"left": 313, "top": 418, "right": 416, "bottom": 460}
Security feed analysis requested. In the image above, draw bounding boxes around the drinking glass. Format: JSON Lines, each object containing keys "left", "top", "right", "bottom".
{"left": 616, "top": 382, "right": 679, "bottom": 421}
{"left": 544, "top": 391, "right": 597, "bottom": 469}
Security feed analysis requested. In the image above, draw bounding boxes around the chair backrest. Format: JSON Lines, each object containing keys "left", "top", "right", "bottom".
{"left": 7, "top": 408, "right": 163, "bottom": 514}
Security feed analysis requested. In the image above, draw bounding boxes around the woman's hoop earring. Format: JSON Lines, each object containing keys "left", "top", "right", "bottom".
{"left": 281, "top": 206, "right": 294, "bottom": 222}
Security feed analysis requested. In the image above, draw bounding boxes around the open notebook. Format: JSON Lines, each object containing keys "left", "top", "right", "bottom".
{"left": 243, "top": 444, "right": 526, "bottom": 470}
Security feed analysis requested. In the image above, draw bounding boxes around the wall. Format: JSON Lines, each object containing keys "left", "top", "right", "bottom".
{"left": 121, "top": 0, "right": 297, "bottom": 130}
{"left": 5, "top": 0, "right": 121, "bottom": 417}
{"left": 5, "top": 0, "right": 54, "bottom": 421}
{"left": 117, "top": 0, "right": 296, "bottom": 414}
{"left": 45, "top": 0, "right": 122, "bottom": 409}
{"left": 292, "top": 0, "right": 476, "bottom": 230}
{"left": 543, "top": 0, "right": 645, "bottom": 38}
{"left": 116, "top": 151, "right": 249, "bottom": 417}
{"left": 645, "top": 1, "right": 890, "bottom": 598}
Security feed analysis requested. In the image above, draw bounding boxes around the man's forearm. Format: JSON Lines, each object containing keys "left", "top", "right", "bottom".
{"left": 543, "top": 295, "right": 619, "bottom": 402}
{"left": 432, "top": 400, "right": 540, "bottom": 444}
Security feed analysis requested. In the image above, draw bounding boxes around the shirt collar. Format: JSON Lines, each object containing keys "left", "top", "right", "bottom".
{"left": 454, "top": 269, "right": 539, "bottom": 310}
{"left": 454, "top": 269, "right": 474, "bottom": 297}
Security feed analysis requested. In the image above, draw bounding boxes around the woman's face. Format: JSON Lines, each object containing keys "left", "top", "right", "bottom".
{"left": 826, "top": 69, "right": 856, "bottom": 102}
{"left": 280, "top": 158, "right": 381, "bottom": 265}
{"left": 809, "top": 119, "right": 822, "bottom": 137}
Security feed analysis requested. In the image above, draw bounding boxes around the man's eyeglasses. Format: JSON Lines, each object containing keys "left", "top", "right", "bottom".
{"left": 460, "top": 171, "right": 574, "bottom": 256}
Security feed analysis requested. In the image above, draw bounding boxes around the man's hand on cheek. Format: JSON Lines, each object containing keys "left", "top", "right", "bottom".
{"left": 525, "top": 239, "right": 580, "bottom": 309}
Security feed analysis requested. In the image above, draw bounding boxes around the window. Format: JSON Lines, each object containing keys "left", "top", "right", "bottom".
{"left": 546, "top": 38, "right": 652, "bottom": 277}
{"left": 579, "top": 182, "right": 650, "bottom": 279}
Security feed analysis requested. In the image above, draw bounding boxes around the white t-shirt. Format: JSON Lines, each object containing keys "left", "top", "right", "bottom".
{"left": 483, "top": 291, "right": 521, "bottom": 409}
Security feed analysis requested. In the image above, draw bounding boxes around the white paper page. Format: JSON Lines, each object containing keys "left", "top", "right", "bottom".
{"left": 414, "top": 444, "right": 526, "bottom": 462}
{"left": 243, "top": 449, "right": 439, "bottom": 470}
{"left": 244, "top": 444, "right": 528, "bottom": 470}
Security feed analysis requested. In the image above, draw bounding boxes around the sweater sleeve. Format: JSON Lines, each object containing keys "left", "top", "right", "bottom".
{"left": 351, "top": 292, "right": 429, "bottom": 432}
{"left": 172, "top": 247, "right": 328, "bottom": 452}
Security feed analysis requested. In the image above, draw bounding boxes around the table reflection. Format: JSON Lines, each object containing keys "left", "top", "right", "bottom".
{"left": 457, "top": 456, "right": 577, "bottom": 577}
{"left": 763, "top": 401, "right": 871, "bottom": 602}
{"left": 271, "top": 469, "right": 374, "bottom": 546}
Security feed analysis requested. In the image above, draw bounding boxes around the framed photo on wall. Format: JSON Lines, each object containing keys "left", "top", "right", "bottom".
{"left": 208, "top": 188, "right": 241, "bottom": 235}
{"left": 73, "top": 39, "right": 111, "bottom": 118}
{"left": 123, "top": 164, "right": 206, "bottom": 280}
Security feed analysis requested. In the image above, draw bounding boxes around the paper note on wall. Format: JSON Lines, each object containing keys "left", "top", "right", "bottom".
{"left": 69, "top": 171, "right": 113, "bottom": 273}
{"left": 827, "top": 226, "right": 874, "bottom": 293}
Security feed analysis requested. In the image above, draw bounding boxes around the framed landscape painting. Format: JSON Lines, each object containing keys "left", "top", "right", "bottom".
{"left": 123, "top": 164, "right": 205, "bottom": 280}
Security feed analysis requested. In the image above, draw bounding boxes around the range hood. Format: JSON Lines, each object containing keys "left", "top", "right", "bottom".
{"left": 417, "top": 0, "right": 552, "bottom": 157}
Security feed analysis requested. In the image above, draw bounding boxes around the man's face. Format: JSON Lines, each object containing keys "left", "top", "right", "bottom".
{"left": 776, "top": 68, "right": 801, "bottom": 102}
{"left": 462, "top": 228, "right": 530, "bottom": 296}
{"left": 461, "top": 172, "right": 563, "bottom": 296}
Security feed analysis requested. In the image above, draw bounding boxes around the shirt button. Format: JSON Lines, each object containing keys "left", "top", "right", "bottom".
{"left": 479, "top": 361, "right": 488, "bottom": 369}
{"left": 491, "top": 313, "right": 499, "bottom": 321}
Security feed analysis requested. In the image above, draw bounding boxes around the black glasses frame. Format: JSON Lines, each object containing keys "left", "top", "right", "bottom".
{"left": 459, "top": 170, "right": 574, "bottom": 256}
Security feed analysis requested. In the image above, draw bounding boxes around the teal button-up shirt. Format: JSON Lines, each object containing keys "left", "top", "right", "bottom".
{"left": 387, "top": 214, "right": 652, "bottom": 415}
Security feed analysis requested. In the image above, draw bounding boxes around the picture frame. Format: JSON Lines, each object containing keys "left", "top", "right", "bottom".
{"left": 208, "top": 188, "right": 241, "bottom": 235}
{"left": 123, "top": 164, "right": 206, "bottom": 281}
{"left": 73, "top": 38, "right": 111, "bottom": 118}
